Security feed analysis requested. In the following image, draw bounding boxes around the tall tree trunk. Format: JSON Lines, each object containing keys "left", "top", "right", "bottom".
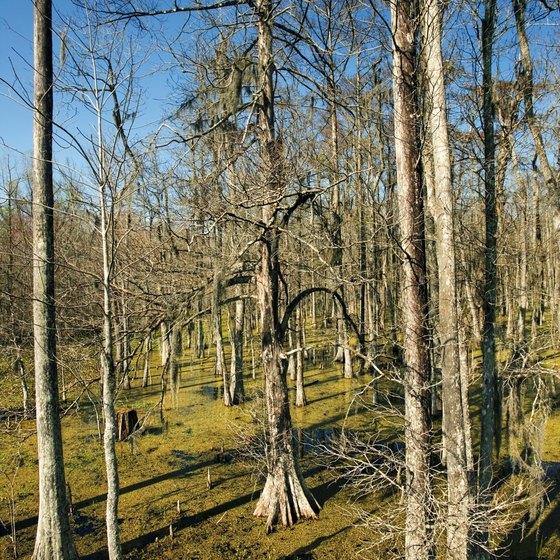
{"left": 295, "top": 305, "right": 307, "bottom": 407}
{"left": 97, "top": 67, "right": 124, "bottom": 560}
{"left": 100, "top": 186, "right": 123, "bottom": 560}
{"left": 512, "top": 0, "right": 560, "bottom": 330}
{"left": 31, "top": 2, "right": 78, "bottom": 558}
{"left": 252, "top": 0, "right": 319, "bottom": 531}
{"left": 170, "top": 324, "right": 182, "bottom": 406}
{"left": 421, "top": 1, "right": 471, "bottom": 556}
{"left": 142, "top": 332, "right": 152, "bottom": 388}
{"left": 230, "top": 297, "right": 245, "bottom": 404}
{"left": 390, "top": 2, "right": 434, "bottom": 558}
{"left": 475, "top": 0, "right": 498, "bottom": 557}
{"left": 213, "top": 272, "right": 231, "bottom": 406}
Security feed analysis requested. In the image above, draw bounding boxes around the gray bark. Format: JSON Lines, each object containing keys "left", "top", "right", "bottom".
{"left": 295, "top": 305, "right": 307, "bottom": 408}
{"left": 391, "top": 2, "right": 434, "bottom": 558}
{"left": 475, "top": 0, "right": 498, "bottom": 557}
{"left": 252, "top": 0, "right": 319, "bottom": 531}
{"left": 230, "top": 297, "right": 245, "bottom": 404}
{"left": 97, "top": 77, "right": 123, "bottom": 560}
{"left": 213, "top": 272, "right": 231, "bottom": 406}
{"left": 421, "top": 1, "right": 471, "bottom": 556}
{"left": 31, "top": 1, "right": 78, "bottom": 558}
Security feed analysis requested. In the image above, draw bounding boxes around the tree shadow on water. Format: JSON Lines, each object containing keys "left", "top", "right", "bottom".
{"left": 80, "top": 465, "right": 344, "bottom": 560}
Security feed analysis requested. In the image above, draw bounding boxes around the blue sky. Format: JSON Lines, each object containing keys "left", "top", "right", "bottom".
{"left": 1, "top": 1, "right": 35, "bottom": 157}
{"left": 0, "top": 0, "right": 175, "bottom": 172}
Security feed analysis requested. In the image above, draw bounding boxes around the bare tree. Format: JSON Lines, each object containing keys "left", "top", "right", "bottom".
{"left": 251, "top": 0, "right": 320, "bottom": 531}
{"left": 420, "top": 1, "right": 471, "bottom": 556}
{"left": 31, "top": 1, "right": 78, "bottom": 558}
{"left": 390, "top": 1, "right": 434, "bottom": 558}
{"left": 475, "top": 0, "right": 498, "bottom": 558}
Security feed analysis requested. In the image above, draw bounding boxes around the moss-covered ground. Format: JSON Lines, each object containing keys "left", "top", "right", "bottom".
{"left": 1, "top": 328, "right": 560, "bottom": 559}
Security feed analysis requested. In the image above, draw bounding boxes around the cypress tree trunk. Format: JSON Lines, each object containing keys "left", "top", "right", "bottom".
{"left": 390, "top": 2, "right": 434, "bottom": 558}
{"left": 252, "top": 0, "right": 319, "bottom": 531}
{"left": 213, "top": 272, "right": 231, "bottom": 406}
{"left": 295, "top": 305, "right": 307, "bottom": 407}
{"left": 421, "top": 1, "right": 471, "bottom": 556}
{"left": 31, "top": 1, "right": 78, "bottom": 557}
{"left": 230, "top": 298, "right": 245, "bottom": 404}
{"left": 475, "top": 1, "right": 498, "bottom": 558}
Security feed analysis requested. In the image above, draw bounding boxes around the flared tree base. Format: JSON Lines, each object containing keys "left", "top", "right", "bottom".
{"left": 254, "top": 467, "right": 320, "bottom": 532}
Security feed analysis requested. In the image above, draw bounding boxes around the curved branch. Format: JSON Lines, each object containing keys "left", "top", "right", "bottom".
{"left": 279, "top": 287, "right": 363, "bottom": 349}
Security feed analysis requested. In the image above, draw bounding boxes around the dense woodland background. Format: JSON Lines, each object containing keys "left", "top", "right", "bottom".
{"left": 2, "top": 0, "right": 560, "bottom": 559}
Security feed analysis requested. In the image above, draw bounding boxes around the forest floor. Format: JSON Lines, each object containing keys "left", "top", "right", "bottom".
{"left": 1, "top": 334, "right": 560, "bottom": 559}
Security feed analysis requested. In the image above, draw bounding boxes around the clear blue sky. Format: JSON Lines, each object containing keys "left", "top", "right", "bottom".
{"left": 1, "top": 1, "right": 35, "bottom": 158}
{"left": 0, "top": 0, "right": 174, "bottom": 171}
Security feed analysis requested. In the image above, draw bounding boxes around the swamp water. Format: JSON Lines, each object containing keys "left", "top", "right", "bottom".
{"left": 4, "top": 339, "right": 560, "bottom": 560}
{"left": 0, "top": 346, "right": 395, "bottom": 559}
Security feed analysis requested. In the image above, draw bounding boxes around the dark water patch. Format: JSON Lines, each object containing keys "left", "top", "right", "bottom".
{"left": 543, "top": 461, "right": 560, "bottom": 480}
{"left": 73, "top": 510, "right": 103, "bottom": 537}
{"left": 199, "top": 385, "right": 220, "bottom": 400}
{"left": 171, "top": 449, "right": 194, "bottom": 463}
{"left": 144, "top": 425, "right": 164, "bottom": 436}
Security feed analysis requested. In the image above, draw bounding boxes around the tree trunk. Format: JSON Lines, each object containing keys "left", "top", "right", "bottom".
{"left": 196, "top": 297, "right": 205, "bottom": 359}
{"left": 98, "top": 87, "right": 124, "bottom": 559}
{"left": 31, "top": 2, "right": 78, "bottom": 558}
{"left": 161, "top": 319, "right": 170, "bottom": 371}
{"left": 252, "top": 0, "right": 319, "bottom": 531}
{"left": 170, "top": 324, "right": 182, "bottom": 406}
{"left": 142, "top": 332, "right": 152, "bottom": 388}
{"left": 421, "top": 1, "right": 471, "bottom": 556}
{"left": 391, "top": 2, "right": 434, "bottom": 558}
{"left": 230, "top": 298, "right": 245, "bottom": 404}
{"left": 295, "top": 305, "right": 307, "bottom": 408}
{"left": 213, "top": 272, "right": 231, "bottom": 406}
{"left": 475, "top": 1, "right": 498, "bottom": 558}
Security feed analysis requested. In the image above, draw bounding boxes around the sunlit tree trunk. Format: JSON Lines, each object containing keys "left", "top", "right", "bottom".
{"left": 99, "top": 176, "right": 123, "bottom": 560}
{"left": 31, "top": 1, "right": 78, "bottom": 558}
{"left": 252, "top": 0, "right": 319, "bottom": 531}
{"left": 390, "top": 2, "right": 434, "bottom": 558}
{"left": 230, "top": 297, "right": 245, "bottom": 404}
{"left": 213, "top": 271, "right": 231, "bottom": 406}
{"left": 421, "top": 0, "right": 471, "bottom": 556}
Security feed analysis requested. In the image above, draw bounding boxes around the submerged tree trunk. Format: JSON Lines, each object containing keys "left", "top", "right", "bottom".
{"left": 252, "top": 0, "right": 319, "bottom": 531}
{"left": 391, "top": 2, "right": 434, "bottom": 558}
{"left": 31, "top": 2, "right": 78, "bottom": 558}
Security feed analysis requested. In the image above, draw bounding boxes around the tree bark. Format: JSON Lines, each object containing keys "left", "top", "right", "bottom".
{"left": 230, "top": 297, "right": 245, "bottom": 404}
{"left": 475, "top": 1, "right": 498, "bottom": 558}
{"left": 252, "top": 0, "right": 319, "bottom": 531}
{"left": 421, "top": 1, "right": 471, "bottom": 556}
{"left": 31, "top": 1, "right": 78, "bottom": 558}
{"left": 391, "top": 2, "right": 434, "bottom": 558}
{"left": 97, "top": 72, "right": 124, "bottom": 559}
{"left": 295, "top": 305, "right": 307, "bottom": 407}
{"left": 213, "top": 271, "right": 231, "bottom": 406}
{"left": 142, "top": 332, "right": 152, "bottom": 388}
